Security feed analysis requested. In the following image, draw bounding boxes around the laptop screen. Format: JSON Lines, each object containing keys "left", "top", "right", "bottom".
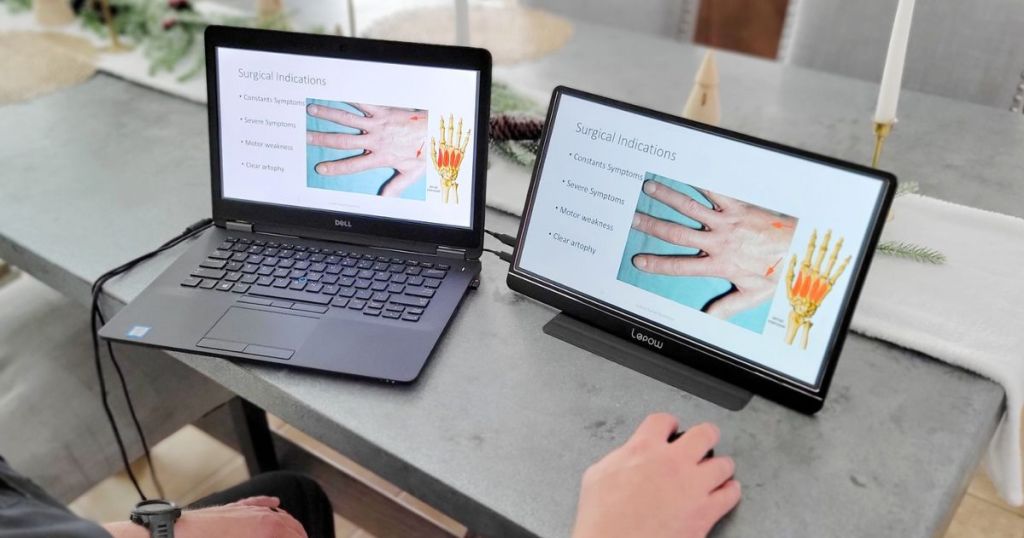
{"left": 215, "top": 46, "right": 480, "bottom": 229}
{"left": 515, "top": 92, "right": 888, "bottom": 389}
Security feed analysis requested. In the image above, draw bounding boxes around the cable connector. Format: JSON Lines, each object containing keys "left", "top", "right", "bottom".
{"left": 484, "top": 248, "right": 513, "bottom": 264}
{"left": 485, "top": 228, "right": 518, "bottom": 248}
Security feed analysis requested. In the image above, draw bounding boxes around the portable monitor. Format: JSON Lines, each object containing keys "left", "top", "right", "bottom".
{"left": 508, "top": 87, "right": 895, "bottom": 413}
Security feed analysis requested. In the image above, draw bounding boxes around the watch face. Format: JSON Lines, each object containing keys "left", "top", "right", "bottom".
{"left": 135, "top": 500, "right": 177, "bottom": 515}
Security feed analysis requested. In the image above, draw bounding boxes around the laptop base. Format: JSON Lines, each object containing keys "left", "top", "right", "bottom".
{"left": 542, "top": 313, "right": 752, "bottom": 411}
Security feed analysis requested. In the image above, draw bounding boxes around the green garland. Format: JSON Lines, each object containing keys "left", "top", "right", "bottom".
{"left": 876, "top": 241, "right": 946, "bottom": 264}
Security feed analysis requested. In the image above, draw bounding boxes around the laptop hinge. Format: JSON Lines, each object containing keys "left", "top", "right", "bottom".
{"left": 436, "top": 245, "right": 466, "bottom": 259}
{"left": 225, "top": 220, "right": 254, "bottom": 233}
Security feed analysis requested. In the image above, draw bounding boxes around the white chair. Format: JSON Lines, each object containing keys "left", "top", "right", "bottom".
{"left": 779, "top": 0, "right": 1024, "bottom": 113}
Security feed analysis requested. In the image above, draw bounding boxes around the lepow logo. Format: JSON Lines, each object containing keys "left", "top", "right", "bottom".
{"left": 631, "top": 328, "right": 664, "bottom": 350}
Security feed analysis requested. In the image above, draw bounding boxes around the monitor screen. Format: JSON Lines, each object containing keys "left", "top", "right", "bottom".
{"left": 515, "top": 92, "right": 889, "bottom": 389}
{"left": 215, "top": 46, "right": 480, "bottom": 229}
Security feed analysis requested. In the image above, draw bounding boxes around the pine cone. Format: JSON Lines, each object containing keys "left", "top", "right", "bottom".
{"left": 489, "top": 114, "right": 544, "bottom": 142}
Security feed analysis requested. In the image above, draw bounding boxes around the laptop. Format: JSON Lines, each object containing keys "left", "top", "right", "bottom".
{"left": 508, "top": 87, "right": 895, "bottom": 413}
{"left": 99, "top": 26, "right": 491, "bottom": 382}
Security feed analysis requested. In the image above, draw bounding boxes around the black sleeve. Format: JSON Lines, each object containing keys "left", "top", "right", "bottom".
{"left": 0, "top": 490, "right": 111, "bottom": 538}
{"left": 0, "top": 456, "right": 111, "bottom": 538}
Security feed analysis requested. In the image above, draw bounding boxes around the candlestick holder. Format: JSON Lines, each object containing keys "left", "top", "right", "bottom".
{"left": 871, "top": 121, "right": 893, "bottom": 168}
{"left": 99, "top": 0, "right": 131, "bottom": 53}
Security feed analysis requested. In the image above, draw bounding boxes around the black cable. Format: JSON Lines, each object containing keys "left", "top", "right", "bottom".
{"left": 484, "top": 247, "right": 513, "bottom": 264}
{"left": 484, "top": 229, "right": 517, "bottom": 248}
{"left": 91, "top": 218, "right": 213, "bottom": 501}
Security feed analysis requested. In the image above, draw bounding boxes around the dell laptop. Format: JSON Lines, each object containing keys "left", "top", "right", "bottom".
{"left": 100, "top": 26, "right": 491, "bottom": 382}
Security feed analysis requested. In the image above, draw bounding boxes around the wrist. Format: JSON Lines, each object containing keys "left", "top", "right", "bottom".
{"left": 104, "top": 520, "right": 150, "bottom": 538}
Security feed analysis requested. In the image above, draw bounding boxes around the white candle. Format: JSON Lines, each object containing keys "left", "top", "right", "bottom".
{"left": 874, "top": 0, "right": 916, "bottom": 124}
{"left": 455, "top": 0, "right": 470, "bottom": 46}
{"left": 347, "top": 0, "right": 357, "bottom": 37}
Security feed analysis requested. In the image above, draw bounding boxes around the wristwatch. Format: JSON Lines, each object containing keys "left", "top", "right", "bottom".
{"left": 130, "top": 499, "right": 182, "bottom": 538}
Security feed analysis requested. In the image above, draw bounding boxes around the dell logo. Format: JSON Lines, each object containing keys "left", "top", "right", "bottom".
{"left": 631, "top": 328, "right": 663, "bottom": 349}
{"left": 334, "top": 219, "right": 352, "bottom": 228}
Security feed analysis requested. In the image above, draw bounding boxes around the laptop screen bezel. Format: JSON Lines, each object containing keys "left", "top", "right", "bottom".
{"left": 507, "top": 86, "right": 896, "bottom": 414}
{"left": 204, "top": 26, "right": 491, "bottom": 250}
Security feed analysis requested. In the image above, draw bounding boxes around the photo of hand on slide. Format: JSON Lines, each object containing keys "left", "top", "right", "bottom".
{"left": 305, "top": 99, "right": 427, "bottom": 199}
{"left": 617, "top": 173, "right": 797, "bottom": 333}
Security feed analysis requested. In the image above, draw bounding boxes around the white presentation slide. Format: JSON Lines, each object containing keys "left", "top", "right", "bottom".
{"left": 518, "top": 94, "right": 886, "bottom": 386}
{"left": 216, "top": 47, "right": 480, "bottom": 228}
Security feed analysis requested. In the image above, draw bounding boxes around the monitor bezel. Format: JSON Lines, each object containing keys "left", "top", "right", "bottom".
{"left": 204, "top": 26, "right": 491, "bottom": 251}
{"left": 508, "top": 86, "right": 896, "bottom": 414}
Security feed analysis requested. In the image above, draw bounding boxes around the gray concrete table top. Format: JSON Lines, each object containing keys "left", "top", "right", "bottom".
{"left": 1, "top": 21, "right": 1020, "bottom": 537}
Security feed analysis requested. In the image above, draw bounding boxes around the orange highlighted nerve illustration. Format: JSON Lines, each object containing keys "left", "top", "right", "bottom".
{"left": 431, "top": 114, "right": 470, "bottom": 204}
{"left": 784, "top": 229, "right": 850, "bottom": 349}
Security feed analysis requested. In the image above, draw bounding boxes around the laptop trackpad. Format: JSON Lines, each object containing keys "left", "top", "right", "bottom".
{"left": 204, "top": 307, "right": 318, "bottom": 353}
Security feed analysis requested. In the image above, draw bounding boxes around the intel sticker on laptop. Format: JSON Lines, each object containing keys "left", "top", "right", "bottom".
{"left": 126, "top": 325, "right": 151, "bottom": 339}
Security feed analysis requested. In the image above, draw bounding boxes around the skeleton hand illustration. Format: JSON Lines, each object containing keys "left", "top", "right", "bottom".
{"left": 785, "top": 229, "right": 850, "bottom": 349}
{"left": 431, "top": 114, "right": 470, "bottom": 204}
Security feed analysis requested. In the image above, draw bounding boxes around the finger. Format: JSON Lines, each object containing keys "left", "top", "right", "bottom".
{"left": 232, "top": 496, "right": 280, "bottom": 508}
{"left": 829, "top": 255, "right": 851, "bottom": 286}
{"left": 447, "top": 113, "right": 454, "bottom": 148}
{"left": 439, "top": 117, "right": 446, "bottom": 147}
{"left": 378, "top": 171, "right": 421, "bottom": 197}
{"left": 632, "top": 253, "right": 712, "bottom": 276}
{"left": 824, "top": 237, "right": 843, "bottom": 278}
{"left": 272, "top": 509, "right": 309, "bottom": 538}
{"left": 306, "top": 103, "right": 372, "bottom": 131}
{"left": 351, "top": 102, "right": 389, "bottom": 116}
{"left": 455, "top": 117, "right": 463, "bottom": 149}
{"left": 693, "top": 187, "right": 735, "bottom": 212}
{"left": 641, "top": 180, "right": 722, "bottom": 228}
{"left": 631, "top": 212, "right": 710, "bottom": 250}
{"left": 704, "top": 289, "right": 765, "bottom": 320}
{"left": 628, "top": 413, "right": 679, "bottom": 446}
{"left": 460, "top": 129, "right": 472, "bottom": 152}
{"left": 706, "top": 479, "right": 742, "bottom": 521}
{"left": 672, "top": 422, "right": 720, "bottom": 463}
{"left": 813, "top": 229, "right": 831, "bottom": 274}
{"left": 785, "top": 255, "right": 796, "bottom": 300}
{"left": 306, "top": 131, "right": 365, "bottom": 150}
{"left": 696, "top": 456, "right": 735, "bottom": 492}
{"left": 314, "top": 152, "right": 384, "bottom": 176}
{"left": 801, "top": 229, "right": 817, "bottom": 270}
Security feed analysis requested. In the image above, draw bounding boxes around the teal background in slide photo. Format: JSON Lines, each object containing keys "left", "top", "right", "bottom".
{"left": 616, "top": 172, "right": 770, "bottom": 333}
{"left": 305, "top": 99, "right": 426, "bottom": 200}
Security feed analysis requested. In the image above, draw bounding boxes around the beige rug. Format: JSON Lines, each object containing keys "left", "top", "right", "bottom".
{"left": 0, "top": 31, "right": 97, "bottom": 105}
{"left": 364, "top": 5, "right": 573, "bottom": 65}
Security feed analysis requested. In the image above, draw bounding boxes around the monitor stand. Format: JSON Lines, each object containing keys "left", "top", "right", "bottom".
{"left": 542, "top": 313, "right": 753, "bottom": 411}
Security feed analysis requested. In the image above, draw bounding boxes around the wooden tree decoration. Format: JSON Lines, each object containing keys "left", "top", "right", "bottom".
{"left": 682, "top": 50, "right": 720, "bottom": 126}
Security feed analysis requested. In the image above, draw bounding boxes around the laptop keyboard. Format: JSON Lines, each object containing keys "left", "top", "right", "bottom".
{"left": 179, "top": 236, "right": 451, "bottom": 322}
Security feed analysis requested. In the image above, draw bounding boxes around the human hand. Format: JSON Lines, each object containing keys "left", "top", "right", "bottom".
{"left": 631, "top": 180, "right": 796, "bottom": 319}
{"left": 104, "top": 496, "right": 308, "bottom": 538}
{"left": 307, "top": 102, "right": 427, "bottom": 197}
{"left": 572, "top": 414, "right": 740, "bottom": 538}
{"left": 431, "top": 114, "right": 471, "bottom": 204}
{"left": 784, "top": 229, "right": 850, "bottom": 349}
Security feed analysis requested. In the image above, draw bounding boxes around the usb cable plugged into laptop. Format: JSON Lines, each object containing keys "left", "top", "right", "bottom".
{"left": 484, "top": 248, "right": 513, "bottom": 264}
{"left": 91, "top": 217, "right": 213, "bottom": 501}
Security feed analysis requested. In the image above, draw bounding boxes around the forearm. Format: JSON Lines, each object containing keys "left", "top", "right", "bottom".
{"left": 103, "top": 521, "right": 148, "bottom": 538}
